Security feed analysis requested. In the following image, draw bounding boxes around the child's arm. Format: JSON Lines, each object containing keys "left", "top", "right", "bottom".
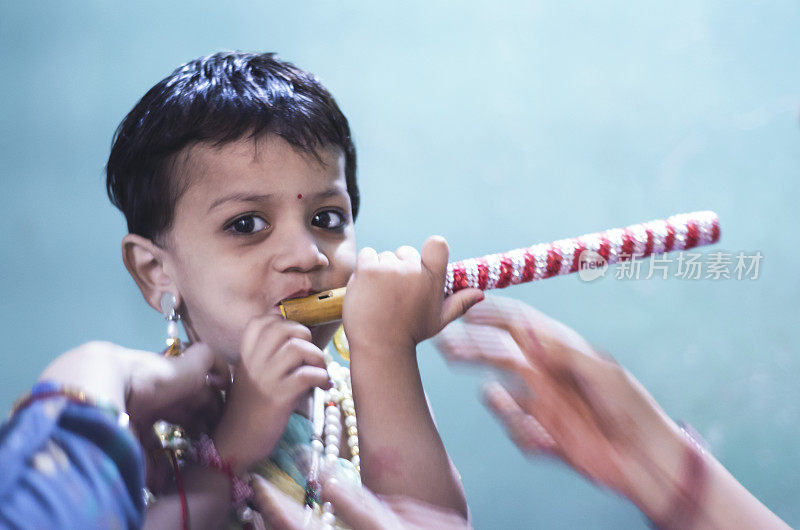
{"left": 145, "top": 316, "right": 332, "bottom": 529}
{"left": 342, "top": 236, "right": 483, "bottom": 519}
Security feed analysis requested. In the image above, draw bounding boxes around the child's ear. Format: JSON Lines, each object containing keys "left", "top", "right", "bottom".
{"left": 121, "top": 234, "right": 181, "bottom": 313}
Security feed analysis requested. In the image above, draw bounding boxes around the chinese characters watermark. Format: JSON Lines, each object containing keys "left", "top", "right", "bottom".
{"left": 578, "top": 251, "right": 763, "bottom": 282}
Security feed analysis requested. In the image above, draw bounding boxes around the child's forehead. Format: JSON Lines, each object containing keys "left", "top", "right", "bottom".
{"left": 173, "top": 134, "right": 346, "bottom": 201}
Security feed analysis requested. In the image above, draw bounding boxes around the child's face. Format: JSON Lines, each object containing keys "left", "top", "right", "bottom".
{"left": 161, "top": 134, "right": 356, "bottom": 363}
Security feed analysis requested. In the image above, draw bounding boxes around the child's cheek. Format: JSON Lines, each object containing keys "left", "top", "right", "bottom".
{"left": 333, "top": 242, "right": 357, "bottom": 283}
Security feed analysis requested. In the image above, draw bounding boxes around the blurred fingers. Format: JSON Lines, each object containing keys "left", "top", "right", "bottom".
{"left": 461, "top": 296, "right": 544, "bottom": 351}
{"left": 154, "top": 344, "right": 225, "bottom": 405}
{"left": 203, "top": 346, "right": 233, "bottom": 390}
{"left": 436, "top": 322, "right": 530, "bottom": 373}
{"left": 464, "top": 296, "right": 600, "bottom": 372}
{"left": 321, "top": 476, "right": 392, "bottom": 530}
{"left": 165, "top": 384, "right": 225, "bottom": 436}
{"left": 383, "top": 495, "right": 470, "bottom": 529}
{"left": 124, "top": 343, "right": 229, "bottom": 434}
{"left": 483, "top": 380, "right": 556, "bottom": 455}
{"left": 252, "top": 475, "right": 321, "bottom": 530}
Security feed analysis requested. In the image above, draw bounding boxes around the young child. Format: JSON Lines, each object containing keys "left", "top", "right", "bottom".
{"left": 106, "top": 51, "right": 483, "bottom": 528}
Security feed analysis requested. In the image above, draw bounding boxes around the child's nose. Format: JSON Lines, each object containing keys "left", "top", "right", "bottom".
{"left": 271, "top": 227, "right": 329, "bottom": 273}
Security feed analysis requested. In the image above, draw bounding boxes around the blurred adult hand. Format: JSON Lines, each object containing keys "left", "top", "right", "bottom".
{"left": 435, "top": 296, "right": 690, "bottom": 523}
{"left": 39, "top": 340, "right": 230, "bottom": 445}
{"left": 252, "top": 472, "right": 471, "bottom": 530}
{"left": 435, "top": 296, "right": 789, "bottom": 529}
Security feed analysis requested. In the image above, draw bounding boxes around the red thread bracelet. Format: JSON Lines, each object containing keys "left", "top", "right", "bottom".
{"left": 168, "top": 448, "right": 189, "bottom": 530}
{"left": 193, "top": 435, "right": 254, "bottom": 508}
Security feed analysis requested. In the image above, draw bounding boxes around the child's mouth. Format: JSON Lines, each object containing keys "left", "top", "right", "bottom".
{"left": 282, "top": 289, "right": 314, "bottom": 301}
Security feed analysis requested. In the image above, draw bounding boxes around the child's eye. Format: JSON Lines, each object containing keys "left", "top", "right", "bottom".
{"left": 227, "top": 215, "right": 269, "bottom": 234}
{"left": 312, "top": 210, "right": 346, "bottom": 230}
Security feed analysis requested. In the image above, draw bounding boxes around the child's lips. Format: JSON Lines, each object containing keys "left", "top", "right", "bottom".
{"left": 281, "top": 289, "right": 314, "bottom": 302}
{"left": 274, "top": 288, "right": 317, "bottom": 311}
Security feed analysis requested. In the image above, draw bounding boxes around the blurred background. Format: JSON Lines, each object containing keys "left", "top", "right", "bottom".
{"left": 1, "top": 1, "right": 798, "bottom": 527}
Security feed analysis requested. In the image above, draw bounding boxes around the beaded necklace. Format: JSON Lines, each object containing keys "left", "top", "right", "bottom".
{"left": 304, "top": 326, "right": 359, "bottom": 528}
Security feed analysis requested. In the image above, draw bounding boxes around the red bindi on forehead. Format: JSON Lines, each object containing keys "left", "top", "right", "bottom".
{"left": 297, "top": 193, "right": 303, "bottom": 199}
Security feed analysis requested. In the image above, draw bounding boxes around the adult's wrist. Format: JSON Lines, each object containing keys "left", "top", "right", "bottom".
{"left": 648, "top": 424, "right": 711, "bottom": 529}
{"left": 621, "top": 422, "right": 709, "bottom": 527}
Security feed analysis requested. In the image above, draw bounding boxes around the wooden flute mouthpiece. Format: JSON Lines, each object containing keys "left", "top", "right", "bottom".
{"left": 279, "top": 287, "right": 347, "bottom": 326}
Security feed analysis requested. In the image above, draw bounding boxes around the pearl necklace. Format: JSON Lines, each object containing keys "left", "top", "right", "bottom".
{"left": 305, "top": 338, "right": 359, "bottom": 529}
{"left": 323, "top": 356, "right": 360, "bottom": 473}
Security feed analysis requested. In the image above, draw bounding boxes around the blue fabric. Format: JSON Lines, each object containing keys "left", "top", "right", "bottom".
{"left": 0, "top": 397, "right": 145, "bottom": 529}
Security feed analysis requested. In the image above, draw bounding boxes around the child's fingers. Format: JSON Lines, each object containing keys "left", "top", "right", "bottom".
{"left": 395, "top": 244, "right": 420, "bottom": 263}
{"left": 246, "top": 319, "right": 313, "bottom": 365}
{"left": 240, "top": 314, "right": 283, "bottom": 360}
{"left": 252, "top": 474, "right": 320, "bottom": 530}
{"left": 272, "top": 338, "right": 327, "bottom": 377}
{"left": 356, "top": 246, "right": 378, "bottom": 268}
{"left": 284, "top": 365, "right": 333, "bottom": 396}
{"left": 377, "top": 251, "right": 401, "bottom": 268}
{"left": 440, "top": 288, "right": 484, "bottom": 329}
{"left": 420, "top": 235, "right": 450, "bottom": 277}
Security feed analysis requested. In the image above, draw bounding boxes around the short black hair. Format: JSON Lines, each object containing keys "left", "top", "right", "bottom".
{"left": 106, "top": 51, "right": 358, "bottom": 242}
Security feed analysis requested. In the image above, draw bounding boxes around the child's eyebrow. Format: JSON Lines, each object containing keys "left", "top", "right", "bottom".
{"left": 207, "top": 188, "right": 347, "bottom": 212}
{"left": 208, "top": 193, "right": 274, "bottom": 212}
{"left": 311, "top": 188, "right": 348, "bottom": 201}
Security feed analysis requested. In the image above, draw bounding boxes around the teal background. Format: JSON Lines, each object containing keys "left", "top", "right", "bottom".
{"left": 1, "top": 1, "right": 799, "bottom": 527}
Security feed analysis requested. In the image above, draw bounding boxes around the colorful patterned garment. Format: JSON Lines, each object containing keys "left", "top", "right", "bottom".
{"left": 0, "top": 397, "right": 145, "bottom": 529}
{"left": 224, "top": 413, "right": 361, "bottom": 529}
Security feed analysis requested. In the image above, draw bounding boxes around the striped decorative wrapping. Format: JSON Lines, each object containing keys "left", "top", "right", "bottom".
{"left": 445, "top": 211, "right": 720, "bottom": 295}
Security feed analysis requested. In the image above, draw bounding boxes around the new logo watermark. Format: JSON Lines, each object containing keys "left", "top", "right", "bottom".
{"left": 578, "top": 250, "right": 608, "bottom": 282}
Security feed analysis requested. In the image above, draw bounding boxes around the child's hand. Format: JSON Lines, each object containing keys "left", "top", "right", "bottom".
{"left": 342, "top": 235, "right": 484, "bottom": 353}
{"left": 212, "top": 316, "right": 332, "bottom": 474}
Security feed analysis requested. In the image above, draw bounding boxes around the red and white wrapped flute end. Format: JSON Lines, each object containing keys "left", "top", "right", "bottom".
{"left": 279, "top": 211, "right": 720, "bottom": 326}
{"left": 445, "top": 210, "right": 720, "bottom": 294}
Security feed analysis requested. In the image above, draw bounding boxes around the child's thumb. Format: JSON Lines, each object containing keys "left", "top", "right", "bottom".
{"left": 441, "top": 288, "right": 485, "bottom": 327}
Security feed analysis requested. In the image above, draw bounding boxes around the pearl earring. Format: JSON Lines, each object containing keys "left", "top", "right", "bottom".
{"left": 160, "top": 292, "right": 182, "bottom": 357}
